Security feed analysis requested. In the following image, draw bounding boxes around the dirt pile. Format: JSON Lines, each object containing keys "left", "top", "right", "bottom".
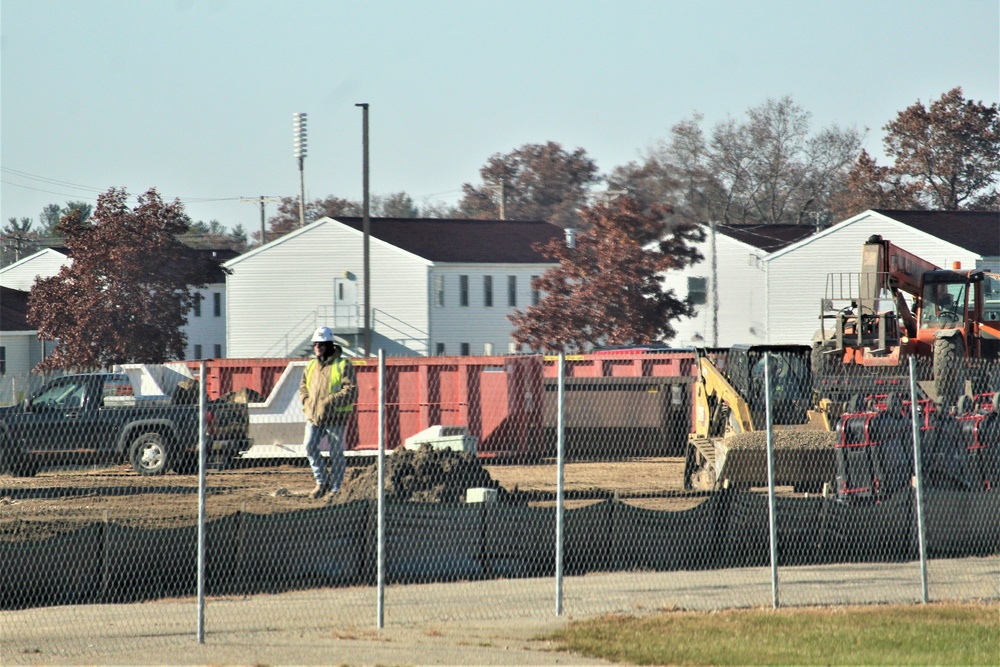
{"left": 333, "top": 445, "right": 519, "bottom": 505}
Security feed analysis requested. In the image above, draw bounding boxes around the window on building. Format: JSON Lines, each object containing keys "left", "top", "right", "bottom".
{"left": 0, "top": 347, "right": 5, "bottom": 375}
{"left": 435, "top": 275, "right": 445, "bottom": 307}
{"left": 484, "top": 342, "right": 494, "bottom": 356}
{"left": 194, "top": 344, "right": 203, "bottom": 359}
{"left": 688, "top": 277, "right": 708, "bottom": 305}
{"left": 484, "top": 276, "right": 493, "bottom": 307}
{"left": 459, "top": 275, "right": 469, "bottom": 307}
{"left": 507, "top": 276, "right": 517, "bottom": 307}
{"left": 213, "top": 344, "right": 222, "bottom": 358}
{"left": 193, "top": 295, "right": 202, "bottom": 317}
{"left": 508, "top": 341, "right": 519, "bottom": 354}
{"left": 531, "top": 275, "right": 540, "bottom": 305}
{"left": 213, "top": 292, "right": 222, "bottom": 317}
{"left": 460, "top": 343, "right": 470, "bottom": 356}
{"left": 435, "top": 343, "right": 445, "bottom": 356}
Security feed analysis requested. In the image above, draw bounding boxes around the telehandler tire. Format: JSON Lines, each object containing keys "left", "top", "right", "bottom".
{"left": 933, "top": 336, "right": 965, "bottom": 408}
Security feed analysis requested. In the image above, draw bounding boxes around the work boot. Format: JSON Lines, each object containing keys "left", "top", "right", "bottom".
{"left": 309, "top": 483, "right": 328, "bottom": 499}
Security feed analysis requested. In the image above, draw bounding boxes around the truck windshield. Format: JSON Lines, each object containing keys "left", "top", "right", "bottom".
{"left": 32, "top": 381, "right": 86, "bottom": 409}
{"left": 920, "top": 281, "right": 966, "bottom": 329}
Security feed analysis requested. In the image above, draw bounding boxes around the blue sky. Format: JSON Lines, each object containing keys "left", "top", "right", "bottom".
{"left": 2, "top": 0, "right": 998, "bottom": 233}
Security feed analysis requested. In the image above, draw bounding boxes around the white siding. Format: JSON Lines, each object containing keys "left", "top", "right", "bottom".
{"left": 765, "top": 212, "right": 980, "bottom": 344}
{"left": 0, "top": 249, "right": 70, "bottom": 290}
{"left": 662, "top": 231, "right": 769, "bottom": 347}
{"left": 0, "top": 333, "right": 49, "bottom": 404}
{"left": 225, "top": 219, "right": 432, "bottom": 358}
{"left": 0, "top": 333, "right": 35, "bottom": 378}
{"left": 183, "top": 283, "right": 227, "bottom": 358}
{"left": 429, "top": 265, "right": 554, "bottom": 355}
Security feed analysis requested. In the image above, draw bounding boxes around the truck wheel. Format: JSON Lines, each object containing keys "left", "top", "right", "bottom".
{"left": 933, "top": 336, "right": 965, "bottom": 407}
{"left": 129, "top": 432, "right": 171, "bottom": 476}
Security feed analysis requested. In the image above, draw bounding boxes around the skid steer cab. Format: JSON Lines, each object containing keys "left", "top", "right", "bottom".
{"left": 685, "top": 345, "right": 837, "bottom": 492}
{"left": 691, "top": 345, "right": 818, "bottom": 438}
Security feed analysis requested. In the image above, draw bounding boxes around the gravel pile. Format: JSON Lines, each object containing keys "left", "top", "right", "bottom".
{"left": 722, "top": 431, "right": 837, "bottom": 450}
{"left": 332, "top": 445, "right": 517, "bottom": 505}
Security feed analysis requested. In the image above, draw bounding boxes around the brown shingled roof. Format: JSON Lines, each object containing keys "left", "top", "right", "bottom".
{"left": 715, "top": 224, "right": 819, "bottom": 253}
{"left": 331, "top": 217, "right": 563, "bottom": 263}
{"left": 874, "top": 209, "right": 1000, "bottom": 257}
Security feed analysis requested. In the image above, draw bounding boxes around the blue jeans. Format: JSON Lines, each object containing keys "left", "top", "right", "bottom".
{"left": 304, "top": 422, "right": 346, "bottom": 492}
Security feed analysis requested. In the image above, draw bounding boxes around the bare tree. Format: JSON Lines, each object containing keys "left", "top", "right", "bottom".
{"left": 613, "top": 98, "right": 863, "bottom": 226}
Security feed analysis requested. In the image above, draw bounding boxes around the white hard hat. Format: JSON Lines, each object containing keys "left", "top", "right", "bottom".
{"left": 311, "top": 326, "right": 335, "bottom": 343}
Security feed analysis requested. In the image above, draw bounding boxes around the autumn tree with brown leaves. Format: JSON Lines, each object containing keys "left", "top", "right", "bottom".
{"left": 509, "top": 197, "right": 703, "bottom": 352}
{"left": 28, "top": 188, "right": 223, "bottom": 371}
{"left": 834, "top": 87, "right": 1000, "bottom": 216}
{"left": 457, "top": 141, "right": 601, "bottom": 227}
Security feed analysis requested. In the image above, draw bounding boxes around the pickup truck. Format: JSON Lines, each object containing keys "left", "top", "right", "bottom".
{"left": 0, "top": 372, "right": 252, "bottom": 476}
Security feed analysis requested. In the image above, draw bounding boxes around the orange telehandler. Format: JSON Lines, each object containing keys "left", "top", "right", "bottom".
{"left": 812, "top": 234, "right": 1000, "bottom": 406}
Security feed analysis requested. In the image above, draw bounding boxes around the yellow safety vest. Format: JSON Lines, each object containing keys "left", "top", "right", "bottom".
{"left": 305, "top": 358, "right": 353, "bottom": 413}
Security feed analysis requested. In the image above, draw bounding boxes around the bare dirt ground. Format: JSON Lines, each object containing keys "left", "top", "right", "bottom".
{"left": 0, "top": 452, "right": 697, "bottom": 542}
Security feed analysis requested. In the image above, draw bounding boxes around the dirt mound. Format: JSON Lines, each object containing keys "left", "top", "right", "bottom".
{"left": 333, "top": 445, "right": 519, "bottom": 505}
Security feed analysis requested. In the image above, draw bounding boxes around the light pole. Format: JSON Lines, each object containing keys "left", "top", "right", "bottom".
{"left": 293, "top": 112, "right": 307, "bottom": 227}
{"left": 356, "top": 103, "right": 371, "bottom": 357}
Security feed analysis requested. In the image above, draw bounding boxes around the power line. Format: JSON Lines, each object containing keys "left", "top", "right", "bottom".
{"left": 0, "top": 167, "right": 104, "bottom": 192}
{"left": 0, "top": 179, "right": 100, "bottom": 200}
{"left": 177, "top": 196, "right": 244, "bottom": 203}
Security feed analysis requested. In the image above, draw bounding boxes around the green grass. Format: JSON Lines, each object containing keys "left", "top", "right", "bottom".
{"left": 548, "top": 602, "right": 999, "bottom": 666}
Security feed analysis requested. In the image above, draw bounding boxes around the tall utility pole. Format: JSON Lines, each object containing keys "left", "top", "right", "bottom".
{"left": 240, "top": 196, "right": 282, "bottom": 246}
{"left": 356, "top": 103, "right": 371, "bottom": 357}
{"left": 710, "top": 219, "right": 719, "bottom": 347}
{"left": 293, "top": 112, "right": 308, "bottom": 227}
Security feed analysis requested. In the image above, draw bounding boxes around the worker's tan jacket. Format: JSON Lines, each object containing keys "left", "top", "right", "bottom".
{"left": 299, "top": 353, "right": 357, "bottom": 426}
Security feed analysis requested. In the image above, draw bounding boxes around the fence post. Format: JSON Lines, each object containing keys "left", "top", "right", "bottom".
{"left": 197, "top": 359, "right": 207, "bottom": 643}
{"left": 377, "top": 350, "right": 386, "bottom": 628}
{"left": 101, "top": 510, "right": 110, "bottom": 602}
{"left": 555, "top": 352, "right": 565, "bottom": 616}
{"left": 764, "top": 352, "right": 779, "bottom": 608}
{"left": 908, "top": 356, "right": 929, "bottom": 603}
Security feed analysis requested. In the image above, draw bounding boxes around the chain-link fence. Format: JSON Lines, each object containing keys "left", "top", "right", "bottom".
{"left": 1, "top": 349, "right": 998, "bottom": 660}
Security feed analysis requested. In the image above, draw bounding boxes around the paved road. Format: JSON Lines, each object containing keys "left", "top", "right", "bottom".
{"left": 2, "top": 557, "right": 997, "bottom": 666}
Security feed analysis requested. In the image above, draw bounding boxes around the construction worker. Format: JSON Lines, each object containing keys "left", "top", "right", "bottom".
{"left": 300, "top": 326, "right": 357, "bottom": 499}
